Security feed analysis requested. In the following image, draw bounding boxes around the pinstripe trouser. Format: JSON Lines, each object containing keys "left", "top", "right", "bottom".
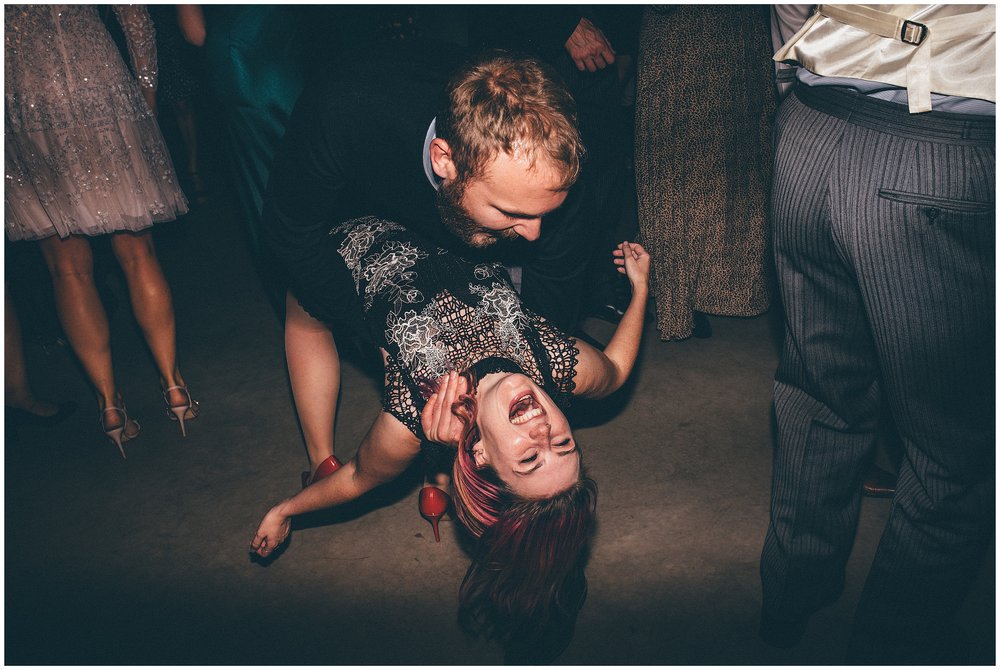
{"left": 760, "top": 86, "right": 995, "bottom": 663}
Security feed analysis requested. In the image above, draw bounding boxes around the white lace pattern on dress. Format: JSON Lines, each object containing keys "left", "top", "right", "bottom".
{"left": 332, "top": 216, "right": 579, "bottom": 437}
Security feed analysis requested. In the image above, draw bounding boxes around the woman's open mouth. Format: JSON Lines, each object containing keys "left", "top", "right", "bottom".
{"left": 509, "top": 392, "right": 545, "bottom": 425}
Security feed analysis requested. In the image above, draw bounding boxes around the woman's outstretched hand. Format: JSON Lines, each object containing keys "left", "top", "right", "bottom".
{"left": 420, "top": 371, "right": 468, "bottom": 448}
{"left": 250, "top": 502, "right": 291, "bottom": 557}
{"left": 612, "top": 241, "right": 650, "bottom": 291}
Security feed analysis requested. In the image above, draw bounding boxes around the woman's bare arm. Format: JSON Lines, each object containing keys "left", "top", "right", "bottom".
{"left": 250, "top": 411, "right": 421, "bottom": 556}
{"left": 572, "top": 241, "right": 650, "bottom": 398}
{"left": 177, "top": 5, "right": 206, "bottom": 47}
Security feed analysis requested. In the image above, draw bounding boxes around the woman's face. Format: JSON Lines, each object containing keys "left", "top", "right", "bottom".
{"left": 472, "top": 373, "right": 581, "bottom": 499}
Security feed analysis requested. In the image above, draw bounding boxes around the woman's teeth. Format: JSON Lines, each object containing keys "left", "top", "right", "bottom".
{"left": 511, "top": 407, "right": 544, "bottom": 425}
{"left": 509, "top": 393, "right": 546, "bottom": 424}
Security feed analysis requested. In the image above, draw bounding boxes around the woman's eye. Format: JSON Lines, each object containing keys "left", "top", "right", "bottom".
{"left": 519, "top": 453, "right": 538, "bottom": 465}
{"left": 555, "top": 438, "right": 571, "bottom": 448}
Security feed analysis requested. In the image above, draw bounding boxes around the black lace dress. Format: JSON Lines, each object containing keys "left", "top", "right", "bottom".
{"left": 323, "top": 216, "right": 579, "bottom": 440}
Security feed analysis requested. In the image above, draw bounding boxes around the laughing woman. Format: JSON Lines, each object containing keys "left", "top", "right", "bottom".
{"left": 250, "top": 216, "right": 649, "bottom": 655}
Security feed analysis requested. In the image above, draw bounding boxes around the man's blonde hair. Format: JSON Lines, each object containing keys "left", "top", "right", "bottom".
{"left": 437, "top": 51, "right": 584, "bottom": 189}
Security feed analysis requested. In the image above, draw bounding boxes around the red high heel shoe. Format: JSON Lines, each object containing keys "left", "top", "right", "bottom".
{"left": 419, "top": 486, "right": 451, "bottom": 542}
{"left": 301, "top": 455, "right": 343, "bottom": 488}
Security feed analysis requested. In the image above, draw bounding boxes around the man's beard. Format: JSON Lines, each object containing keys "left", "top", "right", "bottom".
{"left": 436, "top": 180, "right": 515, "bottom": 249}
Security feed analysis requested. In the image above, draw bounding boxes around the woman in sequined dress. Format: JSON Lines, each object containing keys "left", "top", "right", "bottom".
{"left": 250, "top": 216, "right": 650, "bottom": 659}
{"left": 4, "top": 5, "right": 198, "bottom": 456}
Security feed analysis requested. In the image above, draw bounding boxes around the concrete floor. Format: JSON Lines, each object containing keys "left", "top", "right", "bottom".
{"left": 5, "top": 164, "right": 995, "bottom": 665}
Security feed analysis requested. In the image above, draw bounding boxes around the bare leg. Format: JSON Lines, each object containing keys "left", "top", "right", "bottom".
{"left": 172, "top": 97, "right": 204, "bottom": 193}
{"left": 38, "top": 235, "right": 137, "bottom": 437}
{"left": 284, "top": 292, "right": 340, "bottom": 472}
{"left": 430, "top": 472, "right": 451, "bottom": 489}
{"left": 5, "top": 283, "right": 58, "bottom": 415}
{"left": 110, "top": 230, "right": 196, "bottom": 417}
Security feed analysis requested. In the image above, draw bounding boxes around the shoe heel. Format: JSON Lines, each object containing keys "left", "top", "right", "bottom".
{"left": 301, "top": 455, "right": 343, "bottom": 488}
{"left": 106, "top": 426, "right": 127, "bottom": 460}
{"left": 428, "top": 515, "right": 441, "bottom": 542}
{"left": 163, "top": 385, "right": 198, "bottom": 437}
{"left": 419, "top": 486, "right": 450, "bottom": 543}
{"left": 100, "top": 405, "right": 134, "bottom": 460}
{"left": 170, "top": 405, "right": 188, "bottom": 437}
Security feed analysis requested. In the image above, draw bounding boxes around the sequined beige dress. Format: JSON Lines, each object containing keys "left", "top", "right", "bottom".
{"left": 5, "top": 5, "right": 188, "bottom": 241}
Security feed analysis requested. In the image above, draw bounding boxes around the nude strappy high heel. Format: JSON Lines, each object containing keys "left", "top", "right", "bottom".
{"left": 100, "top": 405, "right": 139, "bottom": 459}
{"left": 163, "top": 385, "right": 199, "bottom": 437}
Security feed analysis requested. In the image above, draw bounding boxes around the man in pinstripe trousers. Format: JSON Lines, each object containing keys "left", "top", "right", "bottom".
{"left": 760, "top": 6, "right": 995, "bottom": 663}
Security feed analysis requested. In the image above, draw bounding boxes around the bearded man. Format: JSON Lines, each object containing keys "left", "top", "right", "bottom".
{"left": 263, "top": 42, "right": 596, "bottom": 484}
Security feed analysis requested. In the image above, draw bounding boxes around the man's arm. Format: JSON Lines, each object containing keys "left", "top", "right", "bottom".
{"left": 771, "top": 5, "right": 815, "bottom": 99}
{"left": 177, "top": 5, "right": 206, "bottom": 47}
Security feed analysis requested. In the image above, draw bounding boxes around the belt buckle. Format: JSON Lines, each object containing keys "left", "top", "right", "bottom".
{"left": 900, "top": 19, "right": 928, "bottom": 45}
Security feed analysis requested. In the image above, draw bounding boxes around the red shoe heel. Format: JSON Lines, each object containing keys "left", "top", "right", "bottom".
{"left": 301, "top": 455, "right": 343, "bottom": 488}
{"left": 419, "top": 486, "right": 451, "bottom": 542}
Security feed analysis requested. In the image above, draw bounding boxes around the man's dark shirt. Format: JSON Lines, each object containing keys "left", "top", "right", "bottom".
{"left": 263, "top": 39, "right": 600, "bottom": 330}
{"left": 263, "top": 42, "right": 471, "bottom": 321}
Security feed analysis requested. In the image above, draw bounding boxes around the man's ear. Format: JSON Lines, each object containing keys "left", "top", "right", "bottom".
{"left": 471, "top": 440, "right": 488, "bottom": 469}
{"left": 430, "top": 138, "right": 458, "bottom": 182}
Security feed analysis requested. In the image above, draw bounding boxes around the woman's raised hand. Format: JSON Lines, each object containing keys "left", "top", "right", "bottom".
{"left": 612, "top": 241, "right": 651, "bottom": 291}
{"left": 249, "top": 502, "right": 292, "bottom": 557}
{"left": 420, "top": 371, "right": 468, "bottom": 448}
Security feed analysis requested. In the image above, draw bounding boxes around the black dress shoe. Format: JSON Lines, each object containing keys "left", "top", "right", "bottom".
{"left": 5, "top": 401, "right": 77, "bottom": 427}
{"left": 862, "top": 464, "right": 896, "bottom": 498}
{"left": 759, "top": 579, "right": 843, "bottom": 649}
{"left": 586, "top": 277, "right": 633, "bottom": 324}
{"left": 588, "top": 302, "right": 625, "bottom": 324}
{"left": 692, "top": 311, "right": 712, "bottom": 338}
{"left": 759, "top": 611, "right": 808, "bottom": 649}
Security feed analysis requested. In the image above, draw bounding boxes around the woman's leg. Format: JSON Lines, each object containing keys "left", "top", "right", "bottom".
{"left": 109, "top": 230, "right": 195, "bottom": 416}
{"left": 5, "top": 283, "right": 59, "bottom": 415}
{"left": 284, "top": 291, "right": 340, "bottom": 472}
{"left": 38, "top": 235, "right": 136, "bottom": 436}
{"left": 172, "top": 97, "right": 205, "bottom": 195}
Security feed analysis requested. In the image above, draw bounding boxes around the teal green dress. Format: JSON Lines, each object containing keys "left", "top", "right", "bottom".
{"left": 203, "top": 5, "right": 309, "bottom": 315}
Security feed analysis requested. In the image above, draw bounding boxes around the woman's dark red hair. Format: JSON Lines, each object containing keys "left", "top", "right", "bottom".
{"left": 447, "top": 368, "right": 598, "bottom": 649}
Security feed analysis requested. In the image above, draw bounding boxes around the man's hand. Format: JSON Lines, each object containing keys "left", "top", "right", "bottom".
{"left": 565, "top": 17, "right": 616, "bottom": 72}
{"left": 420, "top": 371, "right": 469, "bottom": 448}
